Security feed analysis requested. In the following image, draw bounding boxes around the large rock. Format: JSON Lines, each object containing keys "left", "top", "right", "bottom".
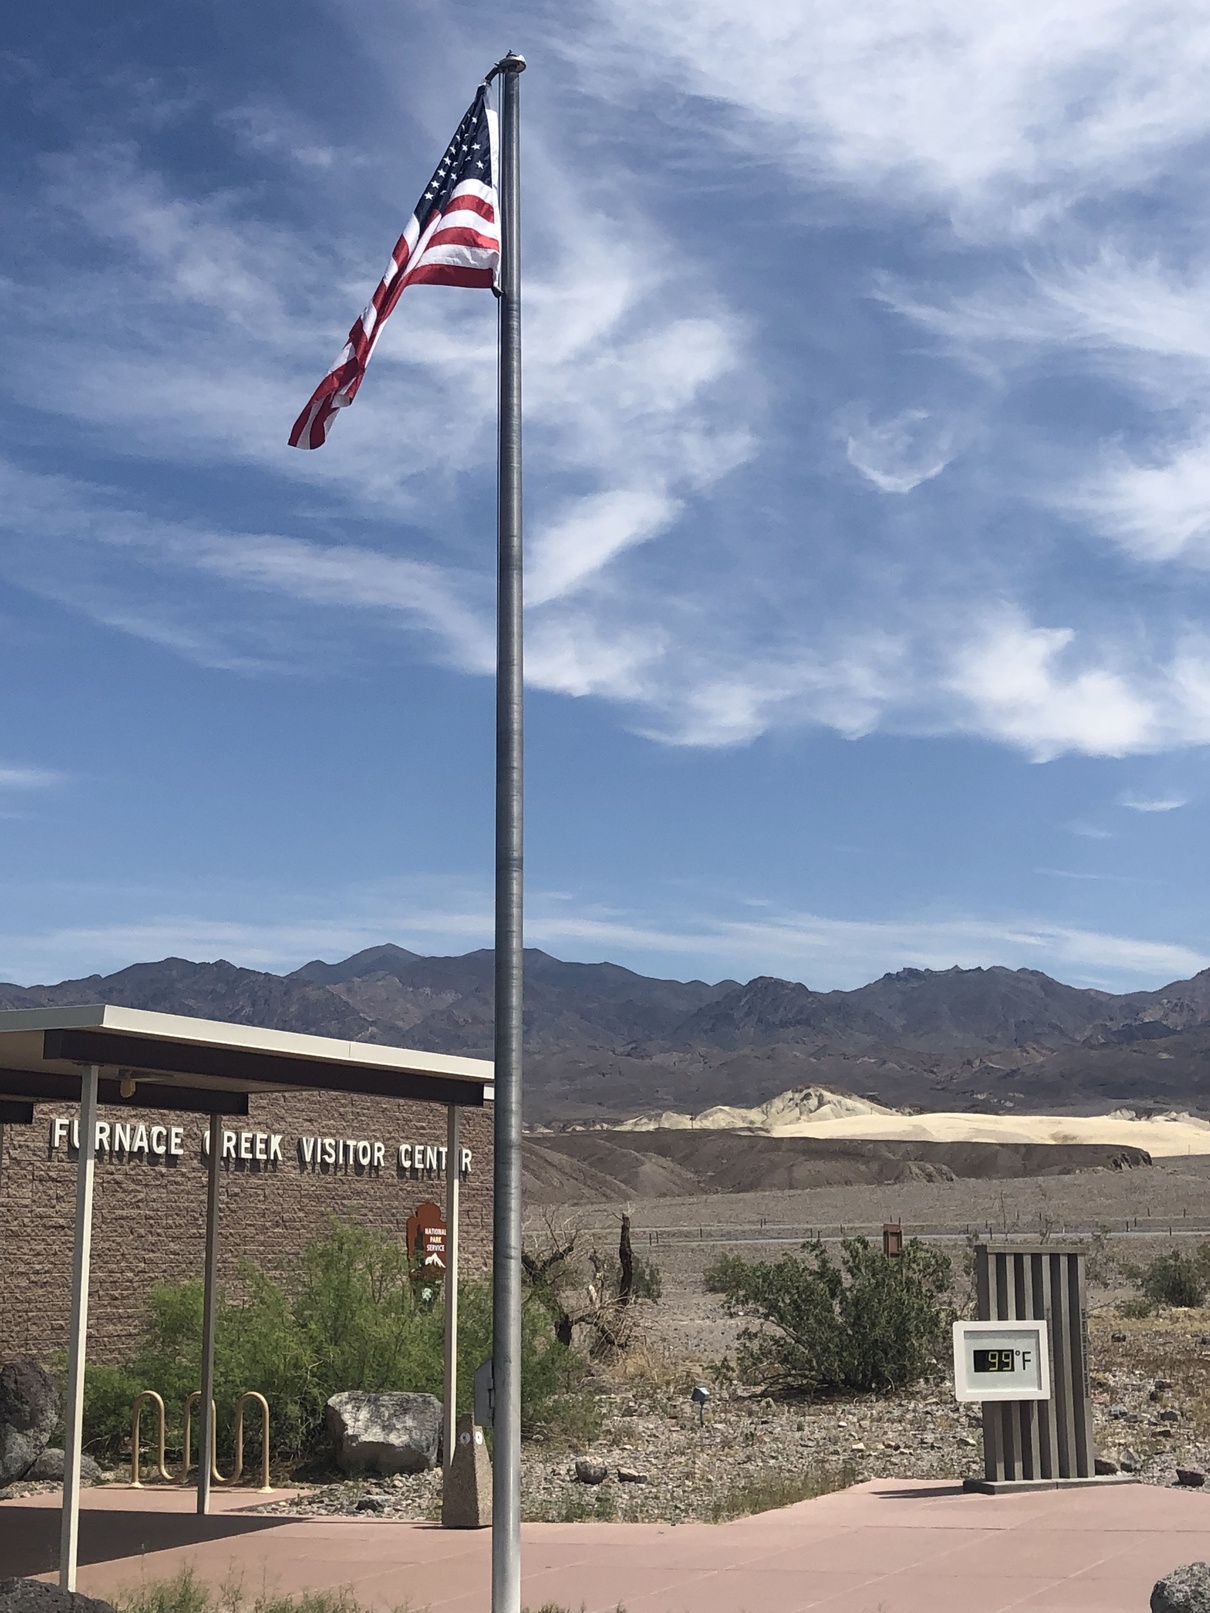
{"left": 24, "top": 1449, "right": 103, "bottom": 1485}
{"left": 325, "top": 1392, "right": 441, "bottom": 1476}
{"left": 0, "top": 1362, "right": 59, "bottom": 1485}
{"left": 1153, "top": 1562, "right": 1210, "bottom": 1612}
{"left": 0, "top": 1580, "right": 115, "bottom": 1613}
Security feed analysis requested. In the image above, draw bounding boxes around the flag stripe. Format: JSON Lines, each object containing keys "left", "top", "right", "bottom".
{"left": 289, "top": 86, "right": 499, "bottom": 450}
{"left": 407, "top": 266, "right": 496, "bottom": 288}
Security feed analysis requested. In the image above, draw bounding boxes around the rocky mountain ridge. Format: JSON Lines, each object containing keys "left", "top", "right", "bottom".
{"left": 2, "top": 947, "right": 1209, "bottom": 1122}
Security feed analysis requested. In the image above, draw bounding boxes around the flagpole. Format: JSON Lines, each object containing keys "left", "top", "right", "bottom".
{"left": 491, "top": 48, "right": 525, "bottom": 1613}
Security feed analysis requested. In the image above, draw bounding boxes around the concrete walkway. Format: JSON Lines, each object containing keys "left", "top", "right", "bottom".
{"left": 3, "top": 1479, "right": 1210, "bottom": 1611}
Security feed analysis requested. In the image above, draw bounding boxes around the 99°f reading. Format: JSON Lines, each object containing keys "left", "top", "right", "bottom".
{"left": 973, "top": 1348, "right": 1031, "bottom": 1374}
{"left": 953, "top": 1320, "right": 1050, "bottom": 1401}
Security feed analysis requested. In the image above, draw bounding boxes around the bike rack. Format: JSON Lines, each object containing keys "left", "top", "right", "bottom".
{"left": 181, "top": 1391, "right": 224, "bottom": 1485}
{"left": 130, "top": 1389, "right": 273, "bottom": 1491}
{"left": 232, "top": 1392, "right": 272, "bottom": 1492}
{"left": 129, "top": 1389, "right": 171, "bottom": 1486}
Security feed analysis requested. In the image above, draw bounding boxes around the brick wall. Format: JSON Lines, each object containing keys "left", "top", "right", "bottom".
{"left": 0, "top": 1092, "right": 494, "bottom": 1364}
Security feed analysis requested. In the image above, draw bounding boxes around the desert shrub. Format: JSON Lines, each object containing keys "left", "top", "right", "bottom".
{"left": 705, "top": 1459, "right": 857, "bottom": 1521}
{"left": 704, "top": 1236, "right": 953, "bottom": 1395}
{"left": 116, "top": 1566, "right": 379, "bottom": 1613}
{"left": 522, "top": 1212, "right": 659, "bottom": 1360}
{"left": 84, "top": 1219, "right": 586, "bottom": 1467}
{"left": 1139, "top": 1246, "right": 1210, "bottom": 1309}
{"left": 594, "top": 1252, "right": 662, "bottom": 1304}
{"left": 1117, "top": 1294, "right": 1154, "bottom": 1319}
{"left": 531, "top": 1389, "right": 602, "bottom": 1450}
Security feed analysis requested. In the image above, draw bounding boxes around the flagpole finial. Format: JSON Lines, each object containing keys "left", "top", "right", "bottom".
{"left": 491, "top": 51, "right": 526, "bottom": 77}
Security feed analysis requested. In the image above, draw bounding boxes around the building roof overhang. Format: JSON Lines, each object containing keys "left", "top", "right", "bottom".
{"left": 0, "top": 1005, "right": 495, "bottom": 1113}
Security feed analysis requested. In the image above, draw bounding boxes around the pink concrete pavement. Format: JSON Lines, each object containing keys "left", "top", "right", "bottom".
{"left": 4, "top": 1478, "right": 1210, "bottom": 1611}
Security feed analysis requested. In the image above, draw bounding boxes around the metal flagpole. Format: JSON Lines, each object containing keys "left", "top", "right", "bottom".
{"left": 490, "top": 47, "right": 525, "bottom": 1613}
{"left": 197, "top": 1113, "right": 223, "bottom": 1514}
{"left": 442, "top": 1103, "right": 461, "bottom": 1482}
{"left": 60, "top": 1065, "right": 100, "bottom": 1590}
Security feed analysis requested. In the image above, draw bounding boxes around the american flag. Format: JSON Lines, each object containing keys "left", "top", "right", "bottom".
{"left": 289, "top": 85, "right": 499, "bottom": 450}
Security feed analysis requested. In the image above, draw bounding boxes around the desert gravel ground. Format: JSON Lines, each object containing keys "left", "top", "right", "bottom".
{"left": 248, "top": 1309, "right": 1210, "bottom": 1526}
{"left": 251, "top": 1383, "right": 986, "bottom": 1524}
{"left": 18, "top": 1163, "right": 1210, "bottom": 1526}
{"left": 250, "top": 1173, "right": 1210, "bottom": 1527}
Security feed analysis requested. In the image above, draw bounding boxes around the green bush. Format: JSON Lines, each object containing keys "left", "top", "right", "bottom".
{"left": 1117, "top": 1294, "right": 1154, "bottom": 1320}
{"left": 704, "top": 1236, "right": 953, "bottom": 1395}
{"left": 1139, "top": 1246, "right": 1210, "bottom": 1309}
{"left": 84, "top": 1219, "right": 588, "bottom": 1468}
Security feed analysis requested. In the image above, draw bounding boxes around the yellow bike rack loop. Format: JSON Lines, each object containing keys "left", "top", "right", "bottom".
{"left": 131, "top": 1389, "right": 272, "bottom": 1492}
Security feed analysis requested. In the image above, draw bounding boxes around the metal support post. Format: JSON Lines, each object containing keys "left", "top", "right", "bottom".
{"left": 0, "top": 1120, "right": 5, "bottom": 1359}
{"left": 443, "top": 1105, "right": 461, "bottom": 1477}
{"left": 197, "top": 1113, "right": 222, "bottom": 1514}
{"left": 491, "top": 47, "right": 525, "bottom": 1613}
{"left": 60, "top": 1065, "right": 99, "bottom": 1591}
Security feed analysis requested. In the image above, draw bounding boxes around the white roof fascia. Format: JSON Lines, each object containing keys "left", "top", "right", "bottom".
{"left": 0, "top": 1004, "right": 494, "bottom": 1088}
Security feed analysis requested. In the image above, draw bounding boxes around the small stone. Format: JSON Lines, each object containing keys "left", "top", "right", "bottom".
{"left": 1095, "top": 1457, "right": 1119, "bottom": 1475}
{"left": 1156, "top": 1380, "right": 1175, "bottom": 1392}
{"left": 1177, "top": 1469, "right": 1206, "bottom": 1488}
{"left": 617, "top": 1468, "right": 647, "bottom": 1483}
{"left": 574, "top": 1460, "right": 608, "bottom": 1485}
{"left": 1110, "top": 1404, "right": 1131, "bottom": 1420}
{"left": 850, "top": 1442, "right": 866, "bottom": 1453}
{"left": 1151, "top": 1560, "right": 1210, "bottom": 1613}
{"left": 1160, "top": 1410, "right": 1182, "bottom": 1424}
{"left": 957, "top": 1436, "right": 977, "bottom": 1448}
{"left": 354, "top": 1494, "right": 386, "bottom": 1513}
{"left": 1120, "top": 1449, "right": 1141, "bottom": 1473}
{"left": 1111, "top": 1331, "right": 1128, "bottom": 1343}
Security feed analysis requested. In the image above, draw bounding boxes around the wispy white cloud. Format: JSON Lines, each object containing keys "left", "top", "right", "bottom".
{"left": 0, "top": 766, "right": 62, "bottom": 789}
{"left": 9, "top": 11, "right": 1210, "bottom": 771}
{"left": 0, "top": 874, "right": 1200, "bottom": 993}
{"left": 577, "top": 0, "right": 1210, "bottom": 227}
{"left": 946, "top": 613, "right": 1160, "bottom": 760}
{"left": 11, "top": 455, "right": 1210, "bottom": 758}
{"left": 217, "top": 102, "right": 344, "bottom": 171}
{"left": 1075, "top": 432, "right": 1210, "bottom": 567}
{"left": 842, "top": 408, "right": 957, "bottom": 494}
{"left": 1034, "top": 867, "right": 1156, "bottom": 883}
{"left": 1119, "top": 793, "right": 1189, "bottom": 812}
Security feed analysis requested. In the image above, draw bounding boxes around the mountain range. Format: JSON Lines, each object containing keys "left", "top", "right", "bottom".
{"left": 3, "top": 946, "right": 1210, "bottom": 1122}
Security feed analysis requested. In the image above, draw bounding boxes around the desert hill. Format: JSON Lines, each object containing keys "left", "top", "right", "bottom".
{"left": 3, "top": 947, "right": 1210, "bottom": 1123}
{"left": 521, "top": 1129, "right": 1155, "bottom": 1204}
{"left": 593, "top": 1081, "right": 1210, "bottom": 1156}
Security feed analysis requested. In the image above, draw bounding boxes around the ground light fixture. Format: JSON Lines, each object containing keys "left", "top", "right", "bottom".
{"left": 691, "top": 1384, "right": 710, "bottom": 1425}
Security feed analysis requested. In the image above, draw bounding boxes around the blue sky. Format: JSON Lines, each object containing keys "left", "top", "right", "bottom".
{"left": 2, "top": 0, "right": 1210, "bottom": 993}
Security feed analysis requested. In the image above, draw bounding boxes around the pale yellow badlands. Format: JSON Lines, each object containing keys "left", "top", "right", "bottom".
{"left": 614, "top": 1085, "right": 1210, "bottom": 1157}
{"left": 768, "top": 1111, "right": 1210, "bottom": 1156}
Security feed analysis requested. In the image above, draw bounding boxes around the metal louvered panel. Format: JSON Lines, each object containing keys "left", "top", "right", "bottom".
{"left": 974, "top": 1244, "right": 1096, "bottom": 1484}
